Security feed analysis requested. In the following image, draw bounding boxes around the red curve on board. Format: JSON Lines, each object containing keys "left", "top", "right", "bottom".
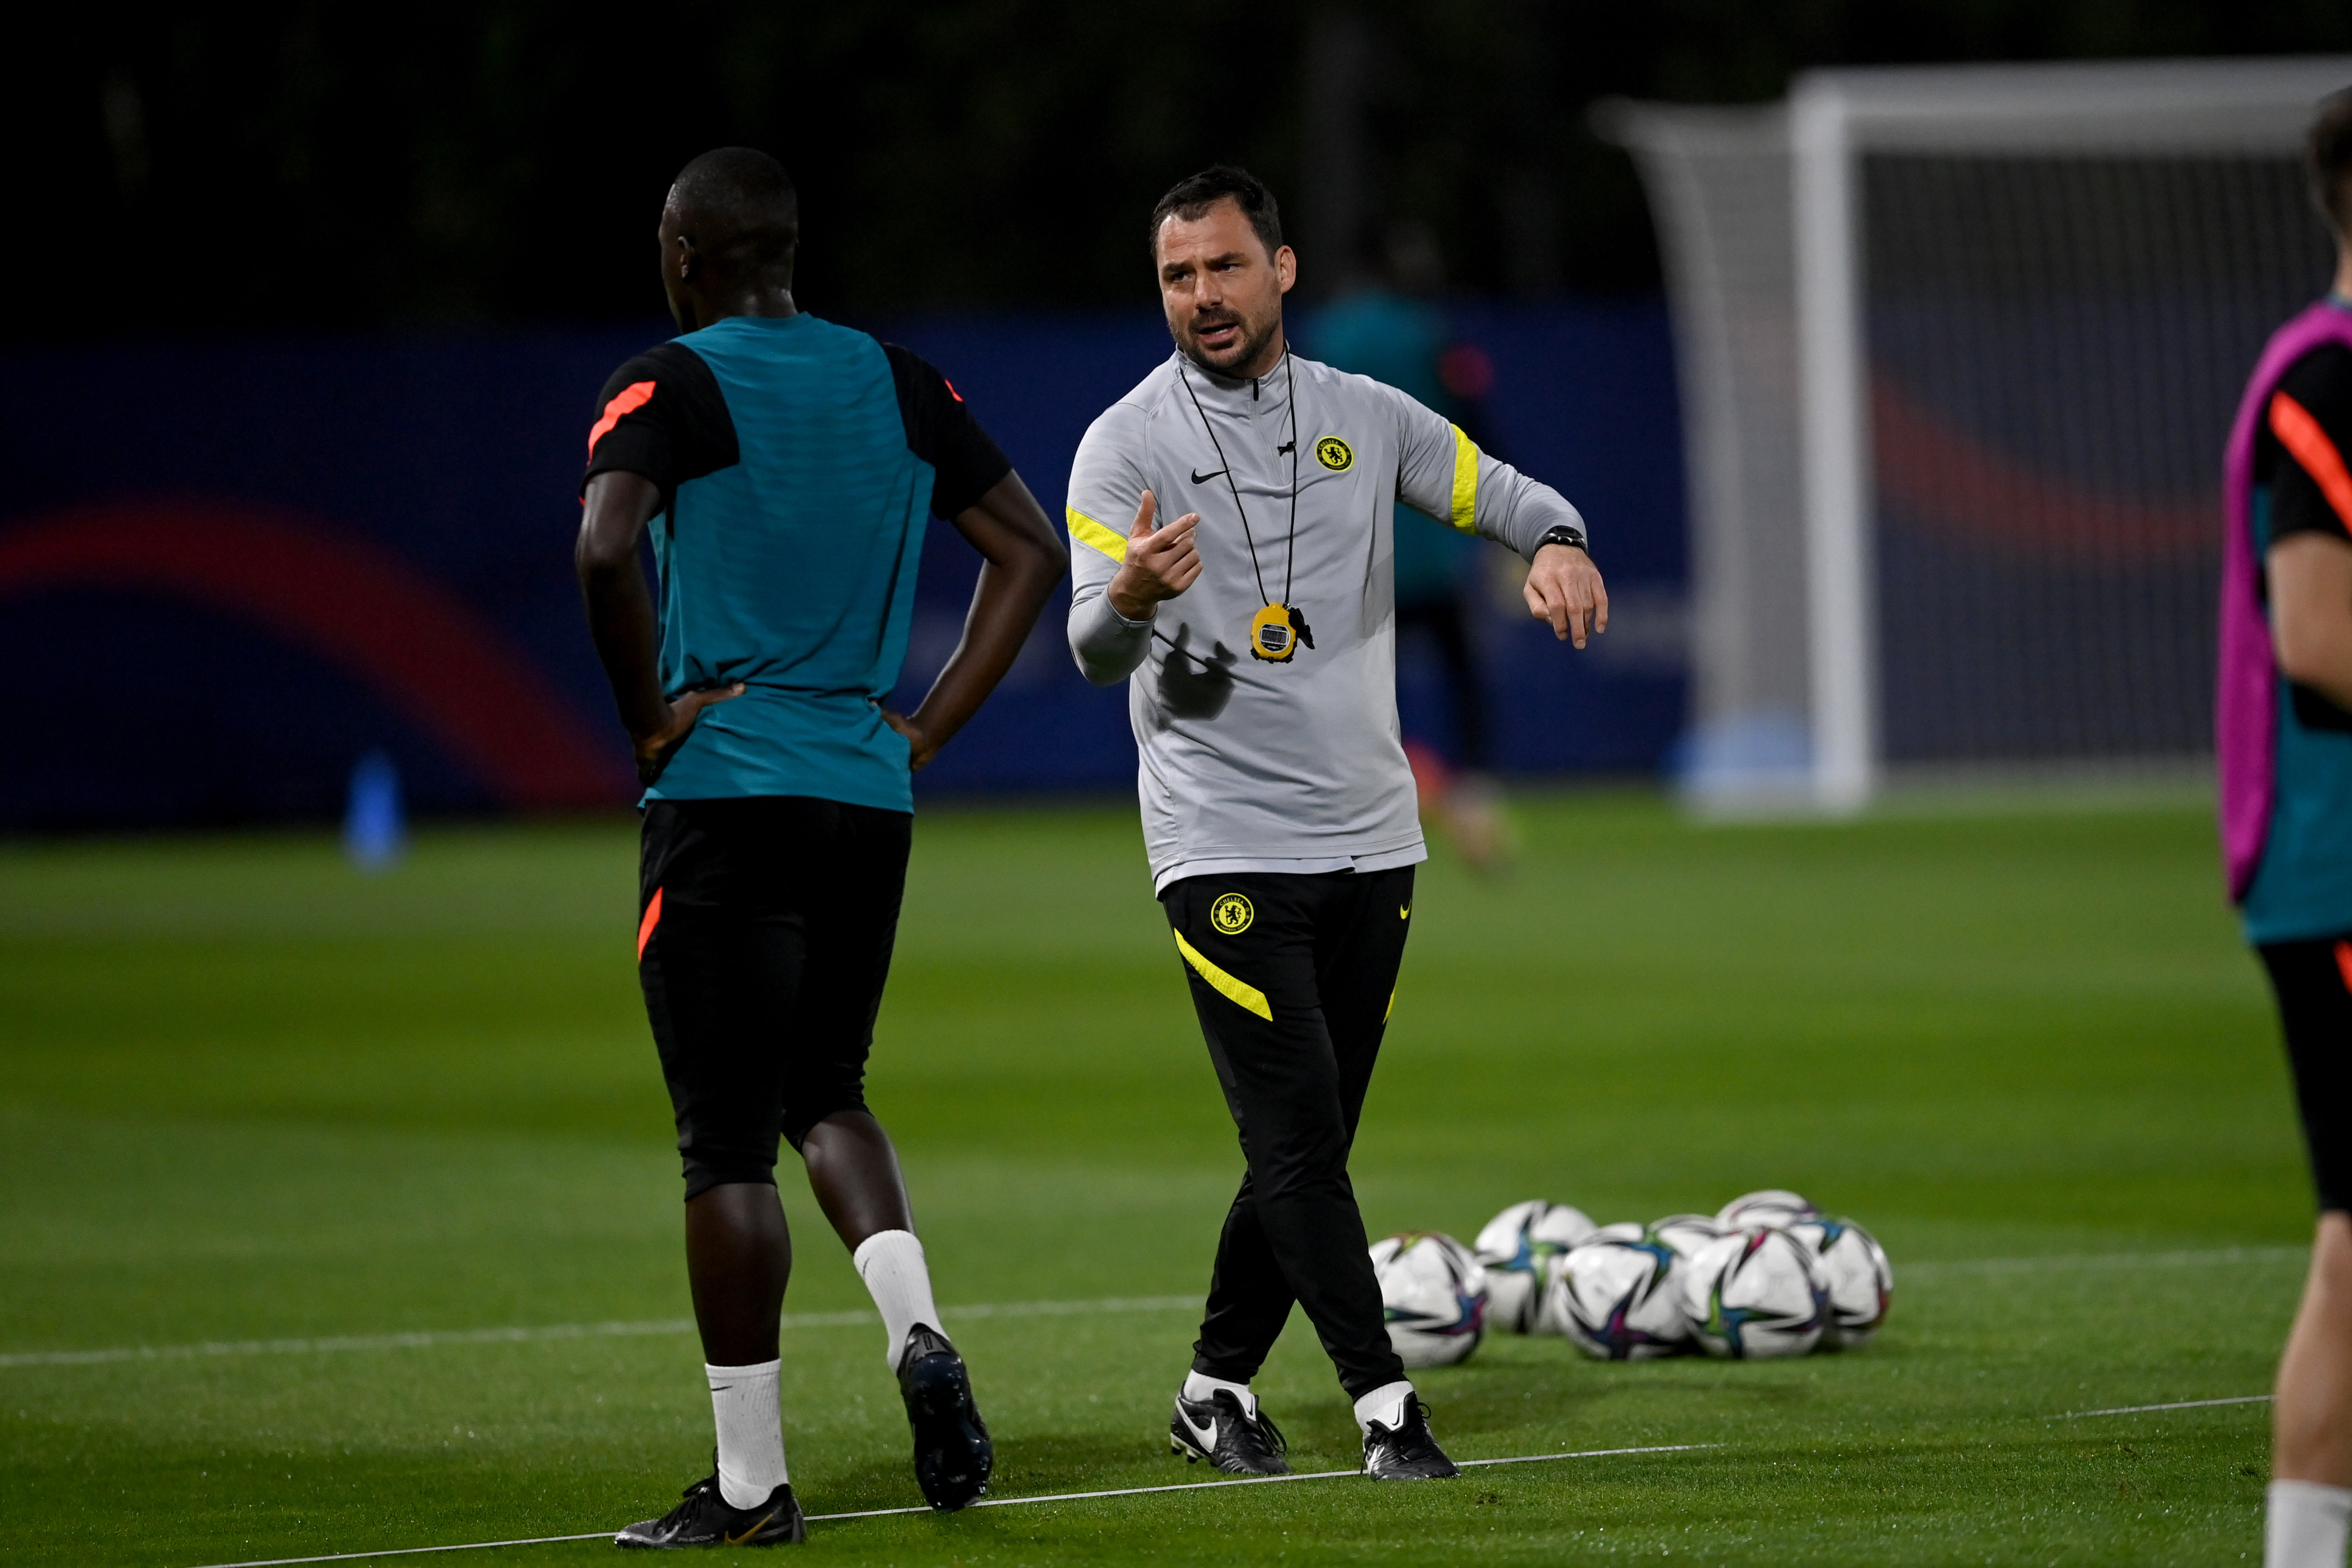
{"left": 1871, "top": 378, "right": 2218, "bottom": 561}
{"left": 0, "top": 500, "right": 630, "bottom": 810}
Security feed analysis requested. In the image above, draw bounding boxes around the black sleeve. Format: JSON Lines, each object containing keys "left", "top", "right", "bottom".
{"left": 884, "top": 343, "right": 1015, "bottom": 518}
{"left": 581, "top": 343, "right": 739, "bottom": 505}
{"left": 2266, "top": 343, "right": 2352, "bottom": 547}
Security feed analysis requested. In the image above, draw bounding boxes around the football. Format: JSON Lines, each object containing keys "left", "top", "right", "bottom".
{"left": 1540, "top": 1236, "right": 1690, "bottom": 1359}
{"left": 1786, "top": 1216, "right": 1892, "bottom": 1347}
{"left": 1649, "top": 1213, "right": 1727, "bottom": 1260}
{"left": 1682, "top": 1226, "right": 1829, "bottom": 1358}
{"left": 1370, "top": 1230, "right": 1488, "bottom": 1368}
{"left": 1714, "top": 1189, "right": 1820, "bottom": 1229}
{"left": 1473, "top": 1200, "right": 1597, "bottom": 1334}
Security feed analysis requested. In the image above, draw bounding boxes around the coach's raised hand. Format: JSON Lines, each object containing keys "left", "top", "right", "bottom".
{"left": 1525, "top": 541, "right": 1609, "bottom": 649}
{"left": 1107, "top": 490, "right": 1202, "bottom": 621}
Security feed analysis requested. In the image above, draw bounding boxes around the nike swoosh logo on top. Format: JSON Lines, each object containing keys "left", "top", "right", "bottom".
{"left": 1191, "top": 468, "right": 1226, "bottom": 484}
{"left": 725, "top": 1512, "right": 775, "bottom": 1544}
{"left": 1400, "top": 904, "right": 1410, "bottom": 919}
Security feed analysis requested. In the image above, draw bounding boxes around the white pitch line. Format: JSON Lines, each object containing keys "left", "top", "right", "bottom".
{"left": 177, "top": 1443, "right": 1712, "bottom": 1568}
{"left": 2053, "top": 1394, "right": 2274, "bottom": 1420}
{"left": 0, "top": 1296, "right": 1198, "bottom": 1371}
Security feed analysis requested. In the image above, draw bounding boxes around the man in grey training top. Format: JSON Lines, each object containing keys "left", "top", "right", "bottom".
{"left": 1065, "top": 166, "right": 1607, "bottom": 1481}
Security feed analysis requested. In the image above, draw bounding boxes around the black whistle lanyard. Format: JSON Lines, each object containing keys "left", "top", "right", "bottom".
{"left": 1177, "top": 349, "right": 1300, "bottom": 613}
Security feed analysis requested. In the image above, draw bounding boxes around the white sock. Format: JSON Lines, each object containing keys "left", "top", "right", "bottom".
{"left": 705, "top": 1360, "right": 787, "bottom": 1509}
{"left": 1353, "top": 1380, "right": 1416, "bottom": 1434}
{"left": 1182, "top": 1369, "right": 1257, "bottom": 1418}
{"left": 853, "top": 1229, "right": 943, "bottom": 1370}
{"left": 2268, "top": 1480, "right": 2352, "bottom": 1568}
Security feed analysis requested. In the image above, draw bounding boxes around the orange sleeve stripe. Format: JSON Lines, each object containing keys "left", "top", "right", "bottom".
{"left": 589, "top": 380, "right": 657, "bottom": 456}
{"left": 637, "top": 886, "right": 664, "bottom": 961}
{"left": 2270, "top": 390, "right": 2352, "bottom": 531}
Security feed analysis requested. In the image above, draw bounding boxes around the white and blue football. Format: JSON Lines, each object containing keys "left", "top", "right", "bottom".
{"left": 1473, "top": 1201, "right": 1597, "bottom": 1334}
{"left": 1714, "top": 1189, "right": 1820, "bottom": 1230}
{"left": 1785, "top": 1216, "right": 1891, "bottom": 1348}
{"left": 1370, "top": 1230, "right": 1488, "bottom": 1368}
{"left": 1539, "top": 1236, "right": 1690, "bottom": 1360}
{"left": 1649, "top": 1213, "right": 1727, "bottom": 1261}
{"left": 1681, "top": 1227, "right": 1828, "bottom": 1359}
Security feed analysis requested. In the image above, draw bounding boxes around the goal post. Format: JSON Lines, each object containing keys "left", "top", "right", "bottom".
{"left": 1600, "top": 57, "right": 2352, "bottom": 812}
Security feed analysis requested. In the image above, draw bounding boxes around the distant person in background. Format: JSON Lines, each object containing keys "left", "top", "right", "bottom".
{"left": 575, "top": 147, "right": 1064, "bottom": 1545}
{"left": 1309, "top": 222, "right": 1515, "bottom": 871}
{"left": 2218, "top": 87, "right": 2352, "bottom": 1568}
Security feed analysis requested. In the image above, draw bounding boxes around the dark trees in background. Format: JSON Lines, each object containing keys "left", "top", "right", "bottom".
{"left": 16, "top": 0, "right": 2350, "bottom": 339}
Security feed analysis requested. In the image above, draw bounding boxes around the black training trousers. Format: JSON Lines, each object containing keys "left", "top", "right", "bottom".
{"left": 1160, "top": 867, "right": 1415, "bottom": 1400}
{"left": 637, "top": 796, "right": 912, "bottom": 1200}
{"left": 2259, "top": 934, "right": 2352, "bottom": 1212}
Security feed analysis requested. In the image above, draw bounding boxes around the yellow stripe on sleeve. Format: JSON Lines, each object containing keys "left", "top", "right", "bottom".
{"left": 1448, "top": 424, "right": 1478, "bottom": 534}
{"left": 1173, "top": 929, "right": 1273, "bottom": 1021}
{"left": 1067, "top": 506, "right": 1128, "bottom": 563}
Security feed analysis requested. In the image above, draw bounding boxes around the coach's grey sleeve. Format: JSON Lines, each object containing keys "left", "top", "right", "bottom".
{"left": 1065, "top": 403, "right": 1154, "bottom": 686}
{"left": 1389, "top": 385, "right": 1589, "bottom": 561}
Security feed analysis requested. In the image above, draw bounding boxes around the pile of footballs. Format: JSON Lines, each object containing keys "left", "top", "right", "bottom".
{"left": 1367, "top": 1189, "right": 1892, "bottom": 1369}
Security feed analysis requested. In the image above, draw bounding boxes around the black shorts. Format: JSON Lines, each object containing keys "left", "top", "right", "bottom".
{"left": 2259, "top": 935, "right": 2352, "bottom": 1212}
{"left": 637, "top": 796, "right": 912, "bottom": 1200}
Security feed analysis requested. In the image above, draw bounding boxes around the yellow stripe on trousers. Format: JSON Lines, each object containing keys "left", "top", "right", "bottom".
{"left": 1067, "top": 506, "right": 1128, "bottom": 562}
{"left": 1173, "top": 930, "right": 1273, "bottom": 1020}
{"left": 1448, "top": 424, "right": 1478, "bottom": 533}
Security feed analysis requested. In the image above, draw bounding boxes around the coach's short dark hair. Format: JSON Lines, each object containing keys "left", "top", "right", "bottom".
{"left": 667, "top": 147, "right": 800, "bottom": 273}
{"left": 2308, "top": 87, "right": 2352, "bottom": 237}
{"left": 1149, "top": 166, "right": 1283, "bottom": 263}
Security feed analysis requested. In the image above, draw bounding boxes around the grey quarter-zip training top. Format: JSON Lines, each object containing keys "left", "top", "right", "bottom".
{"left": 1066, "top": 347, "right": 1589, "bottom": 892}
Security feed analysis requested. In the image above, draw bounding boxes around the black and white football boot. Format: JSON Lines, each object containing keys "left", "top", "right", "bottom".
{"left": 614, "top": 1468, "right": 806, "bottom": 1548}
{"left": 897, "top": 1323, "right": 993, "bottom": 1510}
{"left": 1169, "top": 1386, "right": 1290, "bottom": 1475}
{"left": 1361, "top": 1396, "right": 1460, "bottom": 1481}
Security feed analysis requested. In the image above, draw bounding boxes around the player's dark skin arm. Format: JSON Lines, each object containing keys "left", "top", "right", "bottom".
{"left": 882, "top": 472, "right": 1067, "bottom": 769}
{"left": 577, "top": 471, "right": 743, "bottom": 785}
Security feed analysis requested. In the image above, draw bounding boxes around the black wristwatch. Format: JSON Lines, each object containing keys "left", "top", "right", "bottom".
{"left": 1537, "top": 524, "right": 1589, "bottom": 559}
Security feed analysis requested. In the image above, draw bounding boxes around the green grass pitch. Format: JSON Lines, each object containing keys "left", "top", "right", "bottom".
{"left": 0, "top": 789, "right": 2311, "bottom": 1565}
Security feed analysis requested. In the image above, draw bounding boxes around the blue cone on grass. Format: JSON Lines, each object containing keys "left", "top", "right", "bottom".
{"left": 343, "top": 749, "right": 406, "bottom": 872}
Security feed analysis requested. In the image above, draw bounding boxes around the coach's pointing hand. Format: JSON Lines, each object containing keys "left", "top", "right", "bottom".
{"left": 1525, "top": 542, "right": 1609, "bottom": 649}
{"left": 1107, "top": 491, "right": 1202, "bottom": 621}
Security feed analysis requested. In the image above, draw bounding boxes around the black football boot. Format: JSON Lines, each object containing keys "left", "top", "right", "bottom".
{"left": 1170, "top": 1386, "right": 1291, "bottom": 1476}
{"left": 614, "top": 1469, "right": 806, "bottom": 1548}
{"left": 897, "top": 1323, "right": 993, "bottom": 1510}
{"left": 1361, "top": 1396, "right": 1460, "bottom": 1481}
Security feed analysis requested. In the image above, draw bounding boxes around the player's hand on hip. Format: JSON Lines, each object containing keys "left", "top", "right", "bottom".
{"left": 1525, "top": 542, "right": 1608, "bottom": 649}
{"left": 632, "top": 682, "right": 745, "bottom": 784}
{"left": 1107, "top": 490, "right": 1203, "bottom": 621}
{"left": 878, "top": 707, "right": 938, "bottom": 773}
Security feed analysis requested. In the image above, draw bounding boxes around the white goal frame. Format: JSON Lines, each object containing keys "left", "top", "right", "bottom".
{"left": 1606, "top": 57, "right": 2352, "bottom": 811}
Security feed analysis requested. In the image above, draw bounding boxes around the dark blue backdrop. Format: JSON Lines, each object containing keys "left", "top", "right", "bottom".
{"left": 0, "top": 302, "right": 1685, "bottom": 830}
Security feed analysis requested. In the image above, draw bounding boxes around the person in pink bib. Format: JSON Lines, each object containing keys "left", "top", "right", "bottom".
{"left": 2219, "top": 86, "right": 2352, "bottom": 1568}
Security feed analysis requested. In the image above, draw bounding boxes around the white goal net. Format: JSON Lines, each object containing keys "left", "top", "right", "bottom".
{"left": 1602, "top": 58, "right": 2352, "bottom": 809}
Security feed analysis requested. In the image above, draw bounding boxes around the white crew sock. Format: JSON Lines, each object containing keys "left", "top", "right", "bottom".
{"left": 1353, "top": 1380, "right": 1416, "bottom": 1434}
{"left": 2268, "top": 1480, "right": 2352, "bottom": 1568}
{"left": 705, "top": 1360, "right": 787, "bottom": 1509}
{"left": 853, "top": 1229, "right": 943, "bottom": 1370}
{"left": 1182, "top": 1369, "right": 1257, "bottom": 1418}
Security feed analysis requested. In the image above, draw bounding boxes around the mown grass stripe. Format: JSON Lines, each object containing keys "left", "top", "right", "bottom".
{"left": 1, "top": 1295, "right": 1199, "bottom": 1370}
{"left": 11, "top": 1250, "right": 2302, "bottom": 1372}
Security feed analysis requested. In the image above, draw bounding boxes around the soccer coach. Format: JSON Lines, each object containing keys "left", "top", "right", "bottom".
{"left": 1065, "top": 166, "right": 1606, "bottom": 1481}
{"left": 577, "top": 148, "right": 1064, "bottom": 1544}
